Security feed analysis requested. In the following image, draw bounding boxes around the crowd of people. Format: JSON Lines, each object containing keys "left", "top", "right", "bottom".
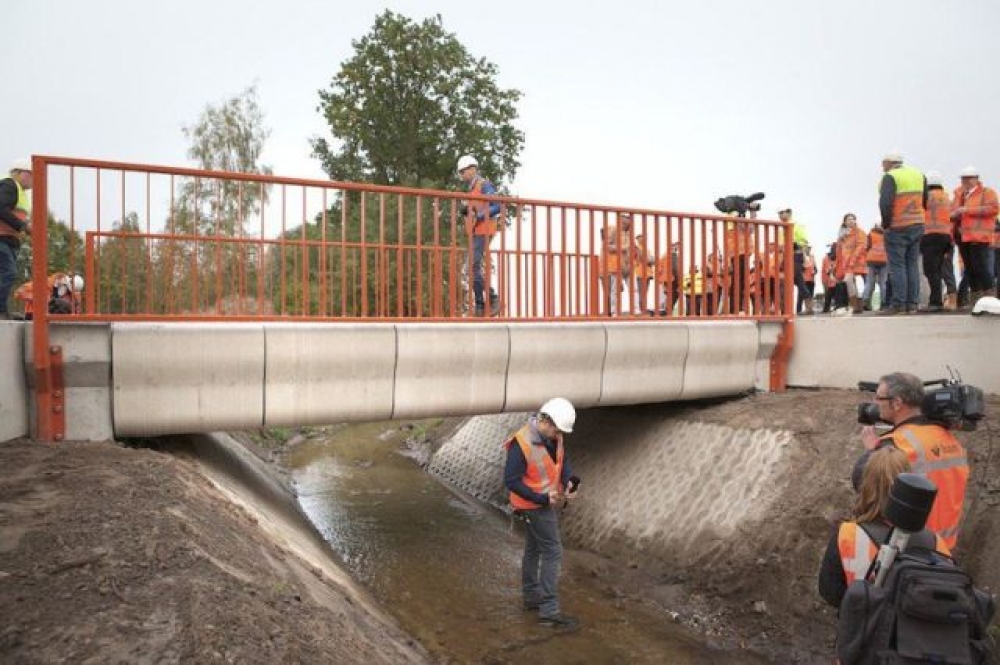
{"left": 594, "top": 152, "right": 1000, "bottom": 318}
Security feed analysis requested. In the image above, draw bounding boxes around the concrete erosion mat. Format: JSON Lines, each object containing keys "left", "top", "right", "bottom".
{"left": 429, "top": 390, "right": 1000, "bottom": 661}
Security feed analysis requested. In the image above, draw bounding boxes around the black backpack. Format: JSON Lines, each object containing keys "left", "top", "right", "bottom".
{"left": 837, "top": 537, "right": 997, "bottom": 664}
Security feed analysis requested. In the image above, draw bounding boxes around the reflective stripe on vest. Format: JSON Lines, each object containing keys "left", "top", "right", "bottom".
{"left": 888, "top": 166, "right": 926, "bottom": 228}
{"left": 506, "top": 424, "right": 564, "bottom": 511}
{"left": 924, "top": 189, "right": 953, "bottom": 237}
{"left": 838, "top": 522, "right": 878, "bottom": 585}
{"left": 953, "top": 185, "right": 999, "bottom": 244}
{"left": 888, "top": 423, "right": 969, "bottom": 550}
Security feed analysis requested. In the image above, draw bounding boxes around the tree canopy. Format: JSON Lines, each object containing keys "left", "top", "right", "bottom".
{"left": 312, "top": 11, "right": 524, "bottom": 189}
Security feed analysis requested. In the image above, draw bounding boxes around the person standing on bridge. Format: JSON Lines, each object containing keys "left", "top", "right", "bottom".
{"left": 950, "top": 166, "right": 998, "bottom": 309}
{"left": 504, "top": 397, "right": 581, "bottom": 629}
{"left": 0, "top": 158, "right": 32, "bottom": 319}
{"left": 852, "top": 372, "right": 968, "bottom": 551}
{"left": 457, "top": 155, "right": 501, "bottom": 317}
{"left": 878, "top": 151, "right": 927, "bottom": 315}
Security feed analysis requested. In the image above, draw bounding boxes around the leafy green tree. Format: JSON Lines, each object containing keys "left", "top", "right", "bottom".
{"left": 15, "top": 214, "right": 84, "bottom": 282}
{"left": 312, "top": 10, "right": 524, "bottom": 189}
{"left": 95, "top": 213, "right": 150, "bottom": 314}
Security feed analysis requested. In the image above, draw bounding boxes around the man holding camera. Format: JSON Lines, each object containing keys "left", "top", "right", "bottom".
{"left": 504, "top": 397, "right": 581, "bottom": 629}
{"left": 853, "top": 372, "right": 968, "bottom": 550}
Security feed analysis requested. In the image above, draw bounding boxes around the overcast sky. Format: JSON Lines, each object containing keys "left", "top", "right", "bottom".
{"left": 4, "top": 0, "right": 1000, "bottom": 252}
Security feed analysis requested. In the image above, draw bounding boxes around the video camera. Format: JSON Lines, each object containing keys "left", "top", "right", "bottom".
{"left": 714, "top": 192, "right": 766, "bottom": 218}
{"left": 857, "top": 373, "right": 986, "bottom": 431}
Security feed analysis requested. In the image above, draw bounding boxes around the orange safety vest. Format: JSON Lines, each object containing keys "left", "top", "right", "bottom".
{"left": 0, "top": 176, "right": 29, "bottom": 241}
{"left": 803, "top": 254, "right": 816, "bottom": 282}
{"left": 886, "top": 166, "right": 926, "bottom": 229}
{"left": 866, "top": 228, "right": 887, "bottom": 265}
{"left": 882, "top": 422, "right": 969, "bottom": 550}
{"left": 821, "top": 255, "right": 837, "bottom": 289}
{"left": 633, "top": 242, "right": 652, "bottom": 280}
{"left": 505, "top": 424, "right": 564, "bottom": 511}
{"left": 465, "top": 176, "right": 498, "bottom": 237}
{"left": 601, "top": 225, "right": 631, "bottom": 275}
{"left": 952, "top": 184, "right": 999, "bottom": 244}
{"left": 924, "top": 188, "right": 953, "bottom": 238}
{"left": 838, "top": 522, "right": 949, "bottom": 585}
{"left": 724, "top": 219, "right": 753, "bottom": 256}
{"left": 839, "top": 226, "right": 868, "bottom": 274}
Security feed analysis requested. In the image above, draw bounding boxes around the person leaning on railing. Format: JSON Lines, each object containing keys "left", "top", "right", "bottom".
{"left": 456, "top": 155, "right": 502, "bottom": 317}
{"left": 0, "top": 158, "right": 32, "bottom": 320}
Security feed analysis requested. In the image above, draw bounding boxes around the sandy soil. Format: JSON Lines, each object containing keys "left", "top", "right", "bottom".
{"left": 0, "top": 439, "right": 426, "bottom": 664}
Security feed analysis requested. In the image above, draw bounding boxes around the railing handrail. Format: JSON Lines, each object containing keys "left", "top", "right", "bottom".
{"left": 32, "top": 154, "right": 789, "bottom": 226}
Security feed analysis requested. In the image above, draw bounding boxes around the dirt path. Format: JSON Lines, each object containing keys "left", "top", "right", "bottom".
{"left": 0, "top": 439, "right": 426, "bottom": 663}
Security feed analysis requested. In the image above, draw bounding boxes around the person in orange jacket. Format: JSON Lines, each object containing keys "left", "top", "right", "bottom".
{"left": 950, "top": 166, "right": 998, "bottom": 308}
{"left": 801, "top": 245, "right": 817, "bottom": 314}
{"left": 921, "top": 171, "right": 956, "bottom": 312}
{"left": 819, "top": 446, "right": 949, "bottom": 609}
{"left": 837, "top": 214, "right": 868, "bottom": 314}
{"left": 503, "top": 398, "right": 581, "bottom": 629}
{"left": 852, "top": 372, "right": 968, "bottom": 551}
{"left": 861, "top": 225, "right": 889, "bottom": 311}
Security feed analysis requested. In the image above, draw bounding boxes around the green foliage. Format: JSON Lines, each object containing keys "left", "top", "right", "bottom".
{"left": 16, "top": 214, "right": 84, "bottom": 282}
{"left": 312, "top": 11, "right": 524, "bottom": 188}
{"left": 95, "top": 213, "right": 151, "bottom": 314}
{"left": 179, "top": 84, "right": 272, "bottom": 236}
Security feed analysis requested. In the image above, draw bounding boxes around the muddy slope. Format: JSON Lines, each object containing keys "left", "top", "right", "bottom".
{"left": 0, "top": 439, "right": 426, "bottom": 663}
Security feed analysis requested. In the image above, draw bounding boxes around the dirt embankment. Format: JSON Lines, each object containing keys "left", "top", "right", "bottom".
{"left": 0, "top": 438, "right": 426, "bottom": 664}
{"left": 637, "top": 390, "right": 1000, "bottom": 661}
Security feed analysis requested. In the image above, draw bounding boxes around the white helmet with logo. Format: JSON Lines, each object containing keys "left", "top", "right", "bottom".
{"left": 456, "top": 155, "right": 478, "bottom": 174}
{"left": 926, "top": 171, "right": 943, "bottom": 187}
{"left": 539, "top": 397, "right": 576, "bottom": 433}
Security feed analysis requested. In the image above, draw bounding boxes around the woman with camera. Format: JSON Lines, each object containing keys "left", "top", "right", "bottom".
{"left": 818, "top": 446, "right": 949, "bottom": 608}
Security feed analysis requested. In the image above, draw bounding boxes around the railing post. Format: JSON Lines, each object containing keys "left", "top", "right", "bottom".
{"left": 30, "top": 156, "right": 65, "bottom": 442}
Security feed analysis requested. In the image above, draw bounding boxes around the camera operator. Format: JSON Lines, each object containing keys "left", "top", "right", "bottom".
{"left": 853, "top": 372, "right": 969, "bottom": 550}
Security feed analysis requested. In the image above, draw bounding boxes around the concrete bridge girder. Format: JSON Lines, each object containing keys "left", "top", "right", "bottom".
{"left": 4, "top": 320, "right": 789, "bottom": 441}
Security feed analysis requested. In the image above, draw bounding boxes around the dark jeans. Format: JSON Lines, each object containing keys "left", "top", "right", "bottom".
{"left": 799, "top": 280, "right": 815, "bottom": 313}
{"left": 793, "top": 251, "right": 806, "bottom": 313}
{"left": 728, "top": 256, "right": 749, "bottom": 314}
{"left": 920, "top": 234, "right": 953, "bottom": 307}
{"left": 995, "top": 248, "right": 1000, "bottom": 296}
{"left": 0, "top": 242, "right": 17, "bottom": 316}
{"left": 958, "top": 242, "right": 995, "bottom": 293}
{"left": 521, "top": 506, "right": 562, "bottom": 618}
{"left": 942, "top": 245, "right": 957, "bottom": 295}
{"left": 471, "top": 234, "right": 497, "bottom": 307}
{"left": 823, "top": 282, "right": 848, "bottom": 313}
{"left": 885, "top": 224, "right": 924, "bottom": 308}
{"left": 685, "top": 293, "right": 715, "bottom": 316}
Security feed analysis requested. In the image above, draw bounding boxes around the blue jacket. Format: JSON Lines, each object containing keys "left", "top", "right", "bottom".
{"left": 469, "top": 176, "right": 502, "bottom": 220}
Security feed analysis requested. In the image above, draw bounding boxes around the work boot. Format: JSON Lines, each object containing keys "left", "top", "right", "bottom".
{"left": 474, "top": 303, "right": 485, "bottom": 317}
{"left": 944, "top": 294, "right": 957, "bottom": 311}
{"left": 538, "top": 614, "right": 580, "bottom": 630}
{"left": 862, "top": 298, "right": 871, "bottom": 312}
{"left": 879, "top": 305, "right": 903, "bottom": 316}
{"left": 804, "top": 297, "right": 814, "bottom": 314}
{"left": 489, "top": 298, "right": 502, "bottom": 317}
{"left": 850, "top": 297, "right": 864, "bottom": 315}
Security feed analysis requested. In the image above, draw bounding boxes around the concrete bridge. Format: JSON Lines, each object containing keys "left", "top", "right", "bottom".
{"left": 2, "top": 156, "right": 995, "bottom": 444}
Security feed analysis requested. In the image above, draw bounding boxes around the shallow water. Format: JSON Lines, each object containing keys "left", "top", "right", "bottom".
{"left": 285, "top": 422, "right": 753, "bottom": 664}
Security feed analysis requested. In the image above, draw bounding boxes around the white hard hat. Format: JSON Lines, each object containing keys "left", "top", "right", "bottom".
{"left": 71, "top": 275, "right": 84, "bottom": 292}
{"left": 972, "top": 296, "right": 1000, "bottom": 316}
{"left": 456, "top": 155, "right": 477, "bottom": 173}
{"left": 926, "top": 171, "right": 943, "bottom": 187}
{"left": 960, "top": 166, "right": 979, "bottom": 178}
{"left": 10, "top": 157, "right": 31, "bottom": 173}
{"left": 539, "top": 397, "right": 576, "bottom": 433}
{"left": 882, "top": 150, "right": 904, "bottom": 163}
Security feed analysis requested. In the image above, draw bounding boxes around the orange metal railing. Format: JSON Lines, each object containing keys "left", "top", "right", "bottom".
{"left": 25, "top": 155, "right": 795, "bottom": 440}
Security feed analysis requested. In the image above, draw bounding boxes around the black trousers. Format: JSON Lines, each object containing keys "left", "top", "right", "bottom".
{"left": 959, "top": 242, "right": 995, "bottom": 293}
{"left": 920, "top": 233, "right": 952, "bottom": 307}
